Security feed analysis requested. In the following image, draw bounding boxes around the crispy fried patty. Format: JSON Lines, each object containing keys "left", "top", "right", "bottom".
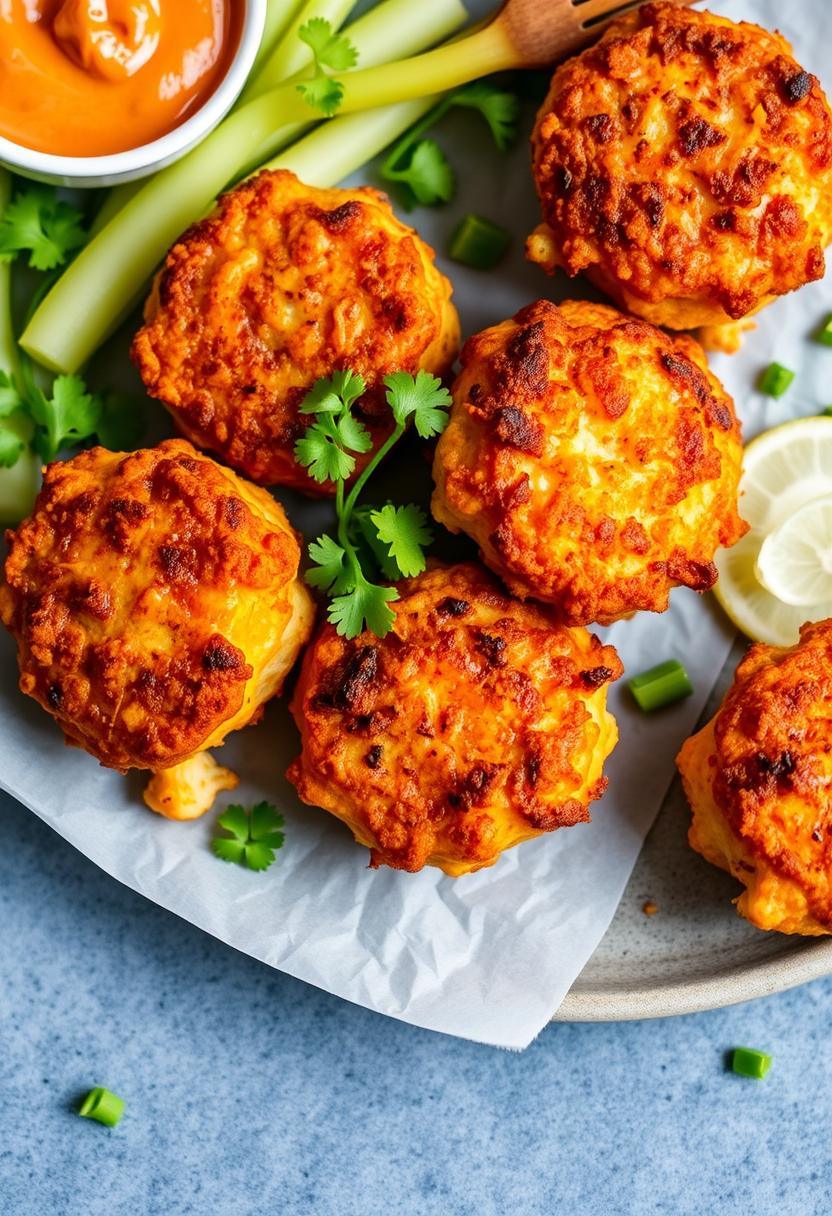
{"left": 132, "top": 171, "right": 460, "bottom": 493}
{"left": 527, "top": 2, "right": 832, "bottom": 329}
{"left": 678, "top": 619, "right": 832, "bottom": 935}
{"left": 431, "top": 299, "right": 746, "bottom": 626}
{"left": 0, "top": 439, "right": 314, "bottom": 772}
{"left": 288, "top": 562, "right": 622, "bottom": 876}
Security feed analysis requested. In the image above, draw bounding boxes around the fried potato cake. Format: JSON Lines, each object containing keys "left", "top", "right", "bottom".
{"left": 0, "top": 439, "right": 314, "bottom": 819}
{"left": 132, "top": 170, "right": 460, "bottom": 494}
{"left": 287, "top": 562, "right": 622, "bottom": 876}
{"left": 678, "top": 620, "right": 832, "bottom": 935}
{"left": 527, "top": 2, "right": 832, "bottom": 331}
{"left": 431, "top": 299, "right": 746, "bottom": 626}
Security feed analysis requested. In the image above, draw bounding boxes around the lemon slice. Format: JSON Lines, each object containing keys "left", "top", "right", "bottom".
{"left": 756, "top": 495, "right": 832, "bottom": 606}
{"left": 714, "top": 417, "right": 832, "bottom": 647}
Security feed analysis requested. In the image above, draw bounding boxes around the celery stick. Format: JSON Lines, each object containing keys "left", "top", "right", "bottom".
{"left": 22, "top": 0, "right": 467, "bottom": 374}
{"left": 251, "top": 0, "right": 308, "bottom": 77}
{"left": 268, "top": 97, "right": 439, "bottom": 185}
{"left": 241, "top": 0, "right": 359, "bottom": 103}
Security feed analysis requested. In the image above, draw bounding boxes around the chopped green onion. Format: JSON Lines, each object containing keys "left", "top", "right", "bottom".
{"left": 78, "top": 1087, "right": 125, "bottom": 1127}
{"left": 628, "top": 659, "right": 693, "bottom": 712}
{"left": 731, "top": 1047, "right": 772, "bottom": 1080}
{"left": 758, "top": 362, "right": 795, "bottom": 398}
{"left": 815, "top": 313, "right": 832, "bottom": 347}
{"left": 447, "top": 214, "right": 510, "bottom": 270}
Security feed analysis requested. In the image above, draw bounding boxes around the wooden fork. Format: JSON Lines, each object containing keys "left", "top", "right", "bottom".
{"left": 337, "top": 0, "right": 700, "bottom": 116}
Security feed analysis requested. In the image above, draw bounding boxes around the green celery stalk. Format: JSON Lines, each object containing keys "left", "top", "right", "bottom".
{"left": 22, "top": 0, "right": 467, "bottom": 374}
{"left": 251, "top": 0, "right": 308, "bottom": 77}
{"left": 0, "top": 170, "right": 19, "bottom": 383}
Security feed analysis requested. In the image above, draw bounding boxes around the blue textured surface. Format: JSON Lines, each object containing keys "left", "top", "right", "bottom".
{"left": 1, "top": 788, "right": 830, "bottom": 1216}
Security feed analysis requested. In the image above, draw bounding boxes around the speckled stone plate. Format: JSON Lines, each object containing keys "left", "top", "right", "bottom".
{"left": 557, "top": 642, "right": 832, "bottom": 1021}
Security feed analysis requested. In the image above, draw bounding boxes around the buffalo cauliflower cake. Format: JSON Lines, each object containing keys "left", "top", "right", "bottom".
{"left": 132, "top": 170, "right": 460, "bottom": 493}
{"left": 431, "top": 299, "right": 746, "bottom": 626}
{"left": 287, "top": 562, "right": 622, "bottom": 876}
{"left": 0, "top": 439, "right": 314, "bottom": 819}
{"left": 527, "top": 1, "right": 832, "bottom": 333}
{"left": 678, "top": 620, "right": 832, "bottom": 935}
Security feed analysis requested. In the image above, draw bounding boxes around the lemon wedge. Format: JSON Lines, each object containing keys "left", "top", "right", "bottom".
{"left": 714, "top": 417, "right": 832, "bottom": 647}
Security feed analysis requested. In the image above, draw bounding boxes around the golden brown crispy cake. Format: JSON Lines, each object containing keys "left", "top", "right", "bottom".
{"left": 528, "top": 2, "right": 832, "bottom": 330}
{"left": 431, "top": 300, "right": 746, "bottom": 626}
{"left": 0, "top": 439, "right": 314, "bottom": 818}
{"left": 678, "top": 620, "right": 832, "bottom": 935}
{"left": 288, "top": 562, "right": 622, "bottom": 876}
{"left": 132, "top": 170, "right": 460, "bottom": 494}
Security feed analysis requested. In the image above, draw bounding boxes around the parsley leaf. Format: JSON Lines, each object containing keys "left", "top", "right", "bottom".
{"left": 370, "top": 504, "right": 433, "bottom": 578}
{"left": 297, "top": 369, "right": 451, "bottom": 639}
{"left": 29, "top": 374, "right": 103, "bottom": 462}
{"left": 0, "top": 370, "right": 25, "bottom": 417}
{"left": 211, "top": 801, "right": 286, "bottom": 871}
{"left": 0, "top": 186, "right": 87, "bottom": 271}
{"left": 296, "top": 18, "right": 358, "bottom": 117}
{"left": 0, "top": 418, "right": 26, "bottom": 468}
{"left": 380, "top": 83, "right": 520, "bottom": 209}
{"left": 383, "top": 369, "right": 452, "bottom": 437}
{"left": 328, "top": 577, "right": 399, "bottom": 639}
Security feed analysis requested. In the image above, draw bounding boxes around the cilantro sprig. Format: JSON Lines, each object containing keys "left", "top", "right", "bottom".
{"left": 295, "top": 369, "right": 452, "bottom": 638}
{"left": 212, "top": 802, "right": 286, "bottom": 871}
{"left": 296, "top": 18, "right": 358, "bottom": 117}
{"left": 0, "top": 185, "right": 87, "bottom": 271}
{"left": 0, "top": 181, "right": 141, "bottom": 470}
{"left": 380, "top": 83, "right": 520, "bottom": 209}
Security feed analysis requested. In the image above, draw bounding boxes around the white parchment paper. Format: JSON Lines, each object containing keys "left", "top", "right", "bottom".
{"left": 1, "top": 0, "right": 830, "bottom": 1048}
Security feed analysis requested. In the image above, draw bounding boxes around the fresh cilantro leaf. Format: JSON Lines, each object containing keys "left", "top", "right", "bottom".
{"left": 301, "top": 369, "right": 366, "bottom": 416}
{"left": 383, "top": 370, "right": 452, "bottom": 438}
{"left": 453, "top": 82, "right": 520, "bottom": 152}
{"left": 328, "top": 578, "right": 399, "bottom": 639}
{"left": 379, "top": 83, "right": 519, "bottom": 210}
{"left": 211, "top": 801, "right": 285, "bottom": 871}
{"left": 351, "top": 506, "right": 400, "bottom": 581}
{"left": 306, "top": 533, "right": 352, "bottom": 595}
{"left": 0, "top": 370, "right": 24, "bottom": 418}
{"left": 297, "top": 73, "right": 344, "bottom": 118}
{"left": 0, "top": 419, "right": 25, "bottom": 468}
{"left": 370, "top": 504, "right": 433, "bottom": 578}
{"left": 391, "top": 140, "right": 455, "bottom": 208}
{"left": 296, "top": 18, "right": 357, "bottom": 116}
{"left": 0, "top": 187, "right": 86, "bottom": 271}
{"left": 95, "top": 393, "right": 146, "bottom": 451}
{"left": 336, "top": 411, "right": 372, "bottom": 454}
{"left": 29, "top": 373, "right": 103, "bottom": 461}
{"left": 298, "top": 16, "right": 358, "bottom": 70}
{"left": 295, "top": 424, "right": 358, "bottom": 483}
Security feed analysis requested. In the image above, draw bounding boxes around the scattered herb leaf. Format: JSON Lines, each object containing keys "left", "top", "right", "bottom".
{"left": 0, "top": 186, "right": 87, "bottom": 271}
{"left": 296, "top": 18, "right": 358, "bottom": 117}
{"left": 211, "top": 801, "right": 286, "bottom": 871}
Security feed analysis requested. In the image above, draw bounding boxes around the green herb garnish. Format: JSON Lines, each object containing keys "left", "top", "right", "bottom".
{"left": 0, "top": 185, "right": 86, "bottom": 272}
{"left": 731, "top": 1047, "right": 772, "bottom": 1080}
{"left": 296, "top": 18, "right": 358, "bottom": 117}
{"left": 447, "top": 214, "right": 511, "bottom": 270}
{"left": 758, "top": 362, "right": 795, "bottom": 398}
{"left": 296, "top": 369, "right": 452, "bottom": 638}
{"left": 212, "top": 802, "right": 286, "bottom": 871}
{"left": 78, "top": 1087, "right": 125, "bottom": 1128}
{"left": 380, "top": 82, "right": 520, "bottom": 209}
{"left": 628, "top": 659, "right": 693, "bottom": 712}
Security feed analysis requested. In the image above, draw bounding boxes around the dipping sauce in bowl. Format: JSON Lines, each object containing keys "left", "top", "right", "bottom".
{"left": 0, "top": 1, "right": 242, "bottom": 157}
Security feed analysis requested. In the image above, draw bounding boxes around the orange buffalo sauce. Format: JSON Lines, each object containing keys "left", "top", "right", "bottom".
{"left": 0, "top": 1, "right": 242, "bottom": 157}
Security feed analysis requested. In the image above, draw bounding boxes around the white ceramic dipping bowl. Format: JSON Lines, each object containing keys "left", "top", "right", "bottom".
{"left": 0, "top": 0, "right": 266, "bottom": 189}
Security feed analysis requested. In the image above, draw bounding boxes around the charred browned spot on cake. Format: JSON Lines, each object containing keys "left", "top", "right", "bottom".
{"left": 492, "top": 405, "right": 544, "bottom": 456}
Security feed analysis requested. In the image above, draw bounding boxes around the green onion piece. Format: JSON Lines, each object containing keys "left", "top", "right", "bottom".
{"left": 758, "top": 362, "right": 795, "bottom": 398}
{"left": 815, "top": 313, "right": 832, "bottom": 347}
{"left": 731, "top": 1047, "right": 772, "bottom": 1080}
{"left": 447, "top": 214, "right": 510, "bottom": 270}
{"left": 628, "top": 659, "right": 693, "bottom": 712}
{"left": 78, "top": 1087, "right": 125, "bottom": 1127}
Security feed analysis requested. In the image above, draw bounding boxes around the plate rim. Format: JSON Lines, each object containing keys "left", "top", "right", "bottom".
{"left": 554, "top": 937, "right": 832, "bottom": 1021}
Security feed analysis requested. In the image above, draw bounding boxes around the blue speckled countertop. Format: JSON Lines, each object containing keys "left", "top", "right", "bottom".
{"left": 1, "top": 788, "right": 830, "bottom": 1215}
